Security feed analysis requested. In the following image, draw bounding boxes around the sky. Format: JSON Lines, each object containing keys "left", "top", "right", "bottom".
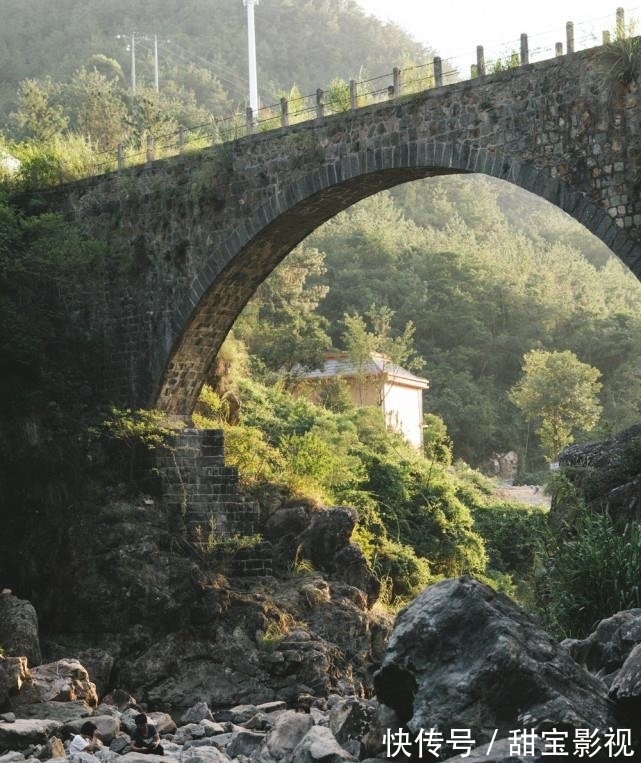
{"left": 355, "top": 1, "right": 641, "bottom": 67}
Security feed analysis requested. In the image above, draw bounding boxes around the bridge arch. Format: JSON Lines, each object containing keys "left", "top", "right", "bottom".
{"left": 155, "top": 149, "right": 630, "bottom": 416}
{"left": 58, "top": 44, "right": 641, "bottom": 414}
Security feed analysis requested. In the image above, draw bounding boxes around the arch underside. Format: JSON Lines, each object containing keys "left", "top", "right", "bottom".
{"left": 155, "top": 153, "right": 641, "bottom": 416}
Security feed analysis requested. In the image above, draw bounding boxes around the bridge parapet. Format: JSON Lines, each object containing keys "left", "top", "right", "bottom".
{"left": 86, "top": 9, "right": 632, "bottom": 174}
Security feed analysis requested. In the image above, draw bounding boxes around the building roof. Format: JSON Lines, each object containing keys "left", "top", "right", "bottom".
{"left": 298, "top": 352, "right": 429, "bottom": 389}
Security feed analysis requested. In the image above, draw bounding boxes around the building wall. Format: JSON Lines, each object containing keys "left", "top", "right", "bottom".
{"left": 382, "top": 381, "right": 425, "bottom": 449}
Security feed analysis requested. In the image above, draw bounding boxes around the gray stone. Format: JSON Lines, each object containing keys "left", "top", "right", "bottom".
{"left": 374, "top": 576, "right": 617, "bottom": 743}
{"left": 290, "top": 726, "right": 357, "bottom": 763}
{"left": 562, "top": 608, "right": 641, "bottom": 685}
{"left": 609, "top": 642, "right": 641, "bottom": 700}
{"left": 328, "top": 698, "right": 377, "bottom": 749}
{"left": 0, "top": 753, "right": 26, "bottom": 763}
{"left": 0, "top": 719, "right": 63, "bottom": 752}
{"left": 180, "top": 701, "right": 213, "bottom": 725}
{"left": 226, "top": 729, "right": 265, "bottom": 757}
{"left": 13, "top": 660, "right": 97, "bottom": 707}
{"left": 265, "top": 711, "right": 313, "bottom": 760}
{"left": 180, "top": 746, "right": 230, "bottom": 763}
{"left": 12, "top": 701, "right": 92, "bottom": 722}
{"left": 64, "top": 716, "right": 120, "bottom": 744}
{"left": 0, "top": 595, "right": 41, "bottom": 667}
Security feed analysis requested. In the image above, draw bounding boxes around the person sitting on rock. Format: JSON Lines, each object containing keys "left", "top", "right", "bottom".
{"left": 69, "top": 721, "right": 101, "bottom": 755}
{"left": 131, "top": 713, "right": 163, "bottom": 756}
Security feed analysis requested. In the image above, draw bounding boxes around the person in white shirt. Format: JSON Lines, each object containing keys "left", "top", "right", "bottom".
{"left": 69, "top": 721, "right": 100, "bottom": 756}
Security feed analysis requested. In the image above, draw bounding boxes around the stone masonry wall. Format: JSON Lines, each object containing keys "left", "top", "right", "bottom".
{"left": 154, "top": 429, "right": 266, "bottom": 566}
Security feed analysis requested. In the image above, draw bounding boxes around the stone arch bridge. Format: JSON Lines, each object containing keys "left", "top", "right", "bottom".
{"left": 46, "top": 42, "right": 641, "bottom": 417}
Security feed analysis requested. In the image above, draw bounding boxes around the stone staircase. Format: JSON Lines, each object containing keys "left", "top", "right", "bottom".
{"left": 155, "top": 428, "right": 261, "bottom": 542}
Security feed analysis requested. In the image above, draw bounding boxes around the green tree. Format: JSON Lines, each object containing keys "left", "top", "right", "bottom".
{"left": 10, "top": 78, "right": 68, "bottom": 141}
{"left": 65, "top": 67, "right": 128, "bottom": 150}
{"left": 234, "top": 244, "right": 332, "bottom": 377}
{"left": 509, "top": 349, "right": 602, "bottom": 461}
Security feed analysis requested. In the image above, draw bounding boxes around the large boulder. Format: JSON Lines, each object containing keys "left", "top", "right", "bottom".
{"left": 298, "top": 508, "right": 357, "bottom": 571}
{"left": 0, "top": 593, "right": 41, "bottom": 666}
{"left": 374, "top": 576, "right": 618, "bottom": 743}
{"left": 562, "top": 608, "right": 641, "bottom": 686}
{"left": 0, "top": 719, "right": 63, "bottom": 752}
{"left": 11, "top": 659, "right": 97, "bottom": 708}
{"left": 264, "top": 710, "right": 314, "bottom": 761}
{"left": 557, "top": 423, "right": 641, "bottom": 523}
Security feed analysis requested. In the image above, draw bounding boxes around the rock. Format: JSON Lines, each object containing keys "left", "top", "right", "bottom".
{"left": 557, "top": 423, "right": 641, "bottom": 522}
{"left": 108, "top": 734, "right": 130, "bottom": 754}
{"left": 441, "top": 735, "right": 542, "bottom": 763}
{"left": 359, "top": 703, "right": 400, "bottom": 760}
{"left": 180, "top": 702, "right": 213, "bottom": 725}
{"left": 0, "top": 676, "right": 8, "bottom": 714}
{"left": 374, "top": 576, "right": 618, "bottom": 743}
{"left": 291, "top": 726, "right": 357, "bottom": 763}
{"left": 562, "top": 608, "right": 641, "bottom": 685}
{"left": 263, "top": 506, "right": 313, "bottom": 569}
{"left": 0, "top": 595, "right": 41, "bottom": 667}
{"left": 328, "top": 697, "right": 377, "bottom": 752}
{"left": 12, "top": 701, "right": 93, "bottom": 722}
{"left": 2, "top": 659, "right": 29, "bottom": 696}
{"left": 0, "top": 753, "right": 26, "bottom": 763}
{"left": 63, "top": 716, "right": 120, "bottom": 745}
{"left": 226, "top": 728, "right": 265, "bottom": 757}
{"left": 198, "top": 720, "right": 225, "bottom": 736}
{"left": 179, "top": 747, "right": 229, "bottom": 763}
{"left": 264, "top": 710, "right": 313, "bottom": 761}
{"left": 147, "top": 712, "right": 176, "bottom": 735}
{"left": 609, "top": 642, "right": 641, "bottom": 701}
{"left": 331, "top": 546, "right": 380, "bottom": 608}
{"left": 42, "top": 736, "right": 65, "bottom": 759}
{"left": 11, "top": 660, "right": 97, "bottom": 708}
{"left": 172, "top": 724, "right": 207, "bottom": 745}
{"left": 74, "top": 650, "right": 114, "bottom": 701}
{"left": 214, "top": 704, "right": 257, "bottom": 724}
{"left": 0, "top": 719, "right": 63, "bottom": 752}
{"left": 99, "top": 689, "right": 137, "bottom": 712}
{"left": 115, "top": 629, "right": 275, "bottom": 713}
{"left": 299, "top": 508, "right": 357, "bottom": 571}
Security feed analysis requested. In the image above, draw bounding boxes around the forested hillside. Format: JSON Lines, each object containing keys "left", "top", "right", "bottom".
{"left": 0, "top": 0, "right": 431, "bottom": 128}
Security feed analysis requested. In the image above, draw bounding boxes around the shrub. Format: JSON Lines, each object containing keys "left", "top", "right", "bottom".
{"left": 472, "top": 504, "right": 548, "bottom": 578}
{"left": 537, "top": 506, "right": 641, "bottom": 638}
{"left": 372, "top": 537, "right": 432, "bottom": 605}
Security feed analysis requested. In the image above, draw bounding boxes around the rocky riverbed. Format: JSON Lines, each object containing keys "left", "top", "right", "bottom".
{"left": 3, "top": 576, "right": 641, "bottom": 762}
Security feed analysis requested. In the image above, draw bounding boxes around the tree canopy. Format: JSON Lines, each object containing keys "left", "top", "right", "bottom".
{"left": 509, "top": 350, "right": 602, "bottom": 461}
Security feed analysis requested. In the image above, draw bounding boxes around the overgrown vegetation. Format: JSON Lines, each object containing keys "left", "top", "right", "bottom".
{"left": 594, "top": 19, "right": 641, "bottom": 92}
{"left": 538, "top": 503, "right": 641, "bottom": 638}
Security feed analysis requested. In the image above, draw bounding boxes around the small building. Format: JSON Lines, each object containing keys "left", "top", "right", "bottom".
{"left": 294, "top": 352, "right": 429, "bottom": 448}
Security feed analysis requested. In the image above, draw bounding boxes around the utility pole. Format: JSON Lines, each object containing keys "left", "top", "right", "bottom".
{"left": 154, "top": 34, "right": 159, "bottom": 93}
{"left": 131, "top": 32, "right": 136, "bottom": 96}
{"left": 243, "top": 0, "right": 260, "bottom": 116}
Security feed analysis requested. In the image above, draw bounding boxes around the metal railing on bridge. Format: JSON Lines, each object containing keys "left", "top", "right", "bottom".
{"left": 57, "top": 7, "right": 640, "bottom": 179}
